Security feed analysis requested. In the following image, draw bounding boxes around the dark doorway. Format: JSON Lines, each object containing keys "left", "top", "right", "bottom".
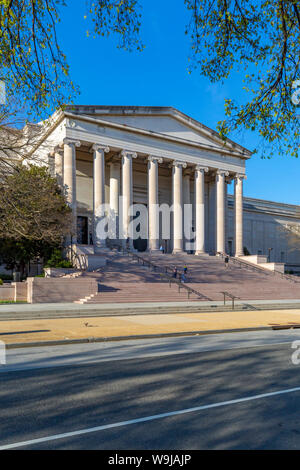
{"left": 77, "top": 216, "right": 88, "bottom": 245}
{"left": 132, "top": 206, "right": 148, "bottom": 252}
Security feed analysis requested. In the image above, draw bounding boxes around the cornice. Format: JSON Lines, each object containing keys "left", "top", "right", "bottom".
{"left": 63, "top": 111, "right": 251, "bottom": 160}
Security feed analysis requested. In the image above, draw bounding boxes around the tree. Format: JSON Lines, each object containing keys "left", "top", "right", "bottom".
{"left": 0, "top": 1, "right": 299, "bottom": 158}
{"left": 184, "top": 0, "right": 300, "bottom": 158}
{"left": 0, "top": 1, "right": 143, "bottom": 172}
{"left": 0, "top": 238, "right": 54, "bottom": 276}
{"left": 0, "top": 0, "right": 143, "bottom": 117}
{"left": 0, "top": 164, "right": 72, "bottom": 242}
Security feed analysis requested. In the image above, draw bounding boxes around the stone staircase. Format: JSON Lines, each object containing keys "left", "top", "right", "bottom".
{"left": 141, "top": 252, "right": 300, "bottom": 302}
{"left": 75, "top": 250, "right": 300, "bottom": 305}
{"left": 75, "top": 253, "right": 203, "bottom": 304}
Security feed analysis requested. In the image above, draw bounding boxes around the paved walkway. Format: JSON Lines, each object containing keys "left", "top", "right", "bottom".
{"left": 2, "top": 308, "right": 300, "bottom": 345}
{"left": 1, "top": 298, "right": 300, "bottom": 315}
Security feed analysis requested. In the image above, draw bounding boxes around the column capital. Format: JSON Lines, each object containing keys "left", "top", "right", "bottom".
{"left": 195, "top": 165, "right": 209, "bottom": 173}
{"left": 235, "top": 173, "right": 247, "bottom": 181}
{"left": 171, "top": 160, "right": 187, "bottom": 169}
{"left": 91, "top": 144, "right": 110, "bottom": 154}
{"left": 60, "top": 138, "right": 81, "bottom": 148}
{"left": 216, "top": 169, "right": 229, "bottom": 177}
{"left": 121, "top": 150, "right": 138, "bottom": 159}
{"left": 52, "top": 145, "right": 63, "bottom": 156}
{"left": 148, "top": 155, "right": 163, "bottom": 164}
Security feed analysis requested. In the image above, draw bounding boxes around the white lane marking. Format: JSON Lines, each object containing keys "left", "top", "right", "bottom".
{"left": 1, "top": 385, "right": 300, "bottom": 449}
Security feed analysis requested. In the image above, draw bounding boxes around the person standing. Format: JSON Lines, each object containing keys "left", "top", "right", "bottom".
{"left": 173, "top": 267, "right": 178, "bottom": 278}
{"left": 224, "top": 255, "right": 229, "bottom": 268}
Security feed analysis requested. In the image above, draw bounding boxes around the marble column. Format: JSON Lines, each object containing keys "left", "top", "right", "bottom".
{"left": 62, "top": 138, "right": 81, "bottom": 243}
{"left": 121, "top": 150, "right": 137, "bottom": 249}
{"left": 109, "top": 161, "right": 120, "bottom": 243}
{"left": 183, "top": 171, "right": 191, "bottom": 252}
{"left": 195, "top": 166, "right": 208, "bottom": 255}
{"left": 54, "top": 148, "right": 64, "bottom": 188}
{"left": 234, "top": 174, "right": 245, "bottom": 257}
{"left": 208, "top": 178, "right": 216, "bottom": 254}
{"left": 148, "top": 156, "right": 163, "bottom": 252}
{"left": 172, "top": 161, "right": 187, "bottom": 254}
{"left": 216, "top": 170, "right": 229, "bottom": 254}
{"left": 93, "top": 144, "right": 109, "bottom": 251}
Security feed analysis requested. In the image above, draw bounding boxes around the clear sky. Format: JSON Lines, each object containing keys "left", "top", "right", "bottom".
{"left": 56, "top": 0, "right": 299, "bottom": 205}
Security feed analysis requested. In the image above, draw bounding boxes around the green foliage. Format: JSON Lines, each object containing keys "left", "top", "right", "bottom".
{"left": 185, "top": 0, "right": 300, "bottom": 158}
{"left": 0, "top": 238, "right": 55, "bottom": 274}
{"left": 44, "top": 248, "right": 73, "bottom": 268}
{"left": 0, "top": 0, "right": 143, "bottom": 120}
{"left": 0, "top": 164, "right": 72, "bottom": 275}
{"left": 0, "top": 0, "right": 77, "bottom": 118}
{"left": 1, "top": 0, "right": 298, "bottom": 158}
{"left": 87, "top": 0, "right": 144, "bottom": 51}
{"left": 0, "top": 164, "right": 72, "bottom": 242}
{"left": 0, "top": 278, "right": 3, "bottom": 285}
{"left": 0, "top": 274, "right": 13, "bottom": 281}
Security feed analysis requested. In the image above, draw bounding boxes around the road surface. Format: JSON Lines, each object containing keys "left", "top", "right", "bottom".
{"left": 1, "top": 330, "right": 300, "bottom": 449}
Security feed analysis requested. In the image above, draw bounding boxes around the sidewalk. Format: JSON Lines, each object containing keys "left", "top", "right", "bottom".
{"left": 2, "top": 308, "right": 300, "bottom": 346}
{"left": 1, "top": 298, "right": 300, "bottom": 316}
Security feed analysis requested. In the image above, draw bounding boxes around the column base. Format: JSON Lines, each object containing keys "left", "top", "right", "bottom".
{"left": 94, "top": 246, "right": 110, "bottom": 254}
{"left": 195, "top": 250, "right": 208, "bottom": 256}
{"left": 172, "top": 249, "right": 184, "bottom": 254}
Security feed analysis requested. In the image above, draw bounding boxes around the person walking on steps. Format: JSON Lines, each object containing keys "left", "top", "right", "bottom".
{"left": 224, "top": 255, "right": 229, "bottom": 268}
{"left": 173, "top": 267, "right": 178, "bottom": 279}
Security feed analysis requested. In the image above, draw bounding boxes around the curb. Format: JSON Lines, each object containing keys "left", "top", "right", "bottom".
{"left": 5, "top": 325, "right": 278, "bottom": 349}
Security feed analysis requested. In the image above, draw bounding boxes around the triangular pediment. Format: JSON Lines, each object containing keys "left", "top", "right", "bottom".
{"left": 65, "top": 106, "right": 251, "bottom": 157}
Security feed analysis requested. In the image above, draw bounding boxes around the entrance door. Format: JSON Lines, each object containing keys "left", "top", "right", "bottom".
{"left": 132, "top": 206, "right": 148, "bottom": 252}
{"left": 77, "top": 216, "right": 88, "bottom": 245}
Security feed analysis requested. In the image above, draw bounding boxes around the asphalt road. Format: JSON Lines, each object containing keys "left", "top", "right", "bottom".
{"left": 1, "top": 331, "right": 300, "bottom": 449}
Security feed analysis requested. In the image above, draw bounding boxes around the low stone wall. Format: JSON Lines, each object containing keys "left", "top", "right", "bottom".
{"left": 26, "top": 277, "right": 98, "bottom": 303}
{"left": 13, "top": 282, "right": 28, "bottom": 302}
{"left": 0, "top": 285, "right": 14, "bottom": 301}
{"left": 44, "top": 267, "right": 77, "bottom": 278}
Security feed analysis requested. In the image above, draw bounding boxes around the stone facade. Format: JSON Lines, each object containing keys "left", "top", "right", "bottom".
{"left": 1, "top": 105, "right": 298, "bottom": 275}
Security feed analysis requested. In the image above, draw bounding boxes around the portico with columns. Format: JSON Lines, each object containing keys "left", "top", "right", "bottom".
{"left": 40, "top": 106, "right": 251, "bottom": 258}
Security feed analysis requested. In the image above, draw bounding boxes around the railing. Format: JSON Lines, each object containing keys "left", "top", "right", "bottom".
{"left": 113, "top": 245, "right": 212, "bottom": 301}
{"left": 219, "top": 252, "right": 300, "bottom": 284}
{"left": 220, "top": 291, "right": 239, "bottom": 310}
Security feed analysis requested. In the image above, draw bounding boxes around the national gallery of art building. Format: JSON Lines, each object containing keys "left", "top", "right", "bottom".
{"left": 33, "top": 106, "right": 300, "bottom": 272}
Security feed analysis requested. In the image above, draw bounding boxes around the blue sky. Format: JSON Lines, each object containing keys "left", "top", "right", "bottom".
{"left": 56, "top": 0, "right": 299, "bottom": 205}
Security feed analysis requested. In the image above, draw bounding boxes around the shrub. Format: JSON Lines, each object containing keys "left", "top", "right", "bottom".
{"left": 44, "top": 248, "right": 73, "bottom": 269}
{"left": 0, "top": 279, "right": 3, "bottom": 285}
{"left": 0, "top": 274, "right": 13, "bottom": 281}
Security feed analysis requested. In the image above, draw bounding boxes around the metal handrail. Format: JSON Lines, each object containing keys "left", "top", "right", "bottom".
{"left": 131, "top": 252, "right": 212, "bottom": 301}
{"left": 220, "top": 291, "right": 240, "bottom": 310}
{"left": 113, "top": 245, "right": 211, "bottom": 301}
{"left": 219, "top": 252, "right": 300, "bottom": 284}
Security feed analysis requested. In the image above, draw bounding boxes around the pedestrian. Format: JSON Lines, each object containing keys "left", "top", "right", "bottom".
{"left": 224, "top": 255, "right": 229, "bottom": 268}
{"left": 183, "top": 265, "right": 188, "bottom": 275}
{"left": 160, "top": 245, "right": 164, "bottom": 254}
{"left": 173, "top": 267, "right": 178, "bottom": 278}
{"left": 181, "top": 272, "right": 187, "bottom": 283}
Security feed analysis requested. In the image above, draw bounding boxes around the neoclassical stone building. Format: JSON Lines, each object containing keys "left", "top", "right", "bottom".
{"left": 30, "top": 105, "right": 300, "bottom": 270}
